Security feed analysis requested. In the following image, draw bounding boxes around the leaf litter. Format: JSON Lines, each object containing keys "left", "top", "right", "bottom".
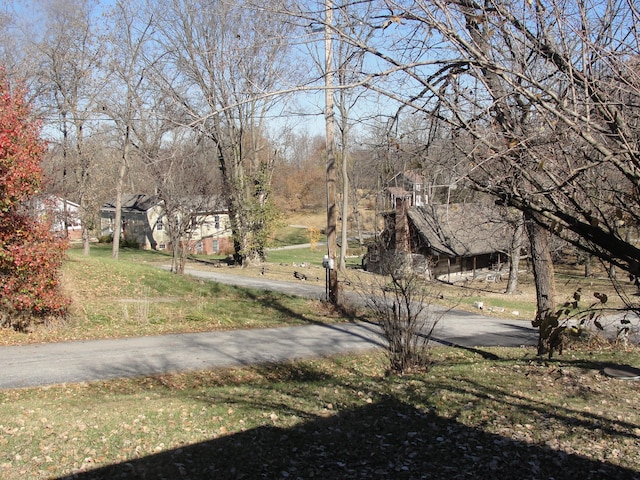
{"left": 0, "top": 346, "right": 638, "bottom": 479}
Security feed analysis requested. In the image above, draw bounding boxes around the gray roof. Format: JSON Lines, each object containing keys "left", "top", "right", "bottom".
{"left": 407, "top": 204, "right": 511, "bottom": 257}
{"left": 101, "top": 194, "right": 227, "bottom": 214}
{"left": 101, "top": 194, "right": 159, "bottom": 213}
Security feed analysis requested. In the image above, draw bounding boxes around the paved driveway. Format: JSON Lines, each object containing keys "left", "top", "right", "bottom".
{"left": 180, "top": 267, "right": 538, "bottom": 348}
{"left": 0, "top": 322, "right": 385, "bottom": 389}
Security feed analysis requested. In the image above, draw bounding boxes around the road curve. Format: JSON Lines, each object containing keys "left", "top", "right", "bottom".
{"left": 179, "top": 267, "right": 538, "bottom": 349}
{"left": 0, "top": 268, "right": 538, "bottom": 389}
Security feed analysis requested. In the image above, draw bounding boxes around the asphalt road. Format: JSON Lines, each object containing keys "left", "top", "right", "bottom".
{"left": 0, "top": 268, "right": 538, "bottom": 390}
{"left": 178, "top": 267, "right": 539, "bottom": 348}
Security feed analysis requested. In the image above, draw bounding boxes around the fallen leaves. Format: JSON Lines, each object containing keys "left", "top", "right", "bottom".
{"left": 0, "top": 348, "right": 638, "bottom": 478}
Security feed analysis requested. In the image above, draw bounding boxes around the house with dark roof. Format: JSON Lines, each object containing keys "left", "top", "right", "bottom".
{"left": 100, "top": 194, "right": 232, "bottom": 255}
{"left": 364, "top": 200, "right": 512, "bottom": 281}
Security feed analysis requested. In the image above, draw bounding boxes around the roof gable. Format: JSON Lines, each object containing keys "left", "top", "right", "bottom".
{"left": 388, "top": 169, "right": 424, "bottom": 187}
{"left": 101, "top": 194, "right": 228, "bottom": 214}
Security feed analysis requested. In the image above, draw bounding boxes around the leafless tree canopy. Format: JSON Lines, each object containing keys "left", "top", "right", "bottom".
{"left": 1, "top": 0, "right": 638, "bottom": 290}
{"left": 331, "top": 0, "right": 640, "bottom": 279}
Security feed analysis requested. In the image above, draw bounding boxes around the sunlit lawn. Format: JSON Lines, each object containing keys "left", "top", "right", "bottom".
{"left": 0, "top": 347, "right": 638, "bottom": 479}
{"left": 0, "top": 244, "right": 346, "bottom": 346}
{"left": 0, "top": 236, "right": 639, "bottom": 479}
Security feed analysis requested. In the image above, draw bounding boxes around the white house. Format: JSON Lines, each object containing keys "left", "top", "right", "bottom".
{"left": 30, "top": 195, "right": 82, "bottom": 240}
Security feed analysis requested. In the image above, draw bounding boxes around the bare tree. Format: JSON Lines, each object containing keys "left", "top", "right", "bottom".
{"left": 151, "top": 0, "right": 295, "bottom": 266}
{"left": 101, "top": 0, "right": 156, "bottom": 259}
{"left": 0, "top": 6, "right": 37, "bottom": 99}
{"left": 356, "top": 253, "right": 443, "bottom": 374}
{"left": 35, "top": 0, "right": 107, "bottom": 255}
{"left": 377, "top": 1, "right": 639, "bottom": 277}
{"left": 505, "top": 212, "right": 525, "bottom": 295}
{"left": 332, "top": 2, "right": 376, "bottom": 269}
{"left": 146, "top": 134, "right": 221, "bottom": 274}
{"left": 315, "top": 0, "right": 639, "bottom": 353}
{"left": 272, "top": 131, "right": 327, "bottom": 212}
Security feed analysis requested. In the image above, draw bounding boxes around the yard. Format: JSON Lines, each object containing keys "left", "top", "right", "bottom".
{"left": 0, "top": 348, "right": 639, "bottom": 479}
{"left": 0, "top": 239, "right": 638, "bottom": 479}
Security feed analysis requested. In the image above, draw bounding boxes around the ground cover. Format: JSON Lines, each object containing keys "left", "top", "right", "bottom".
{"left": 0, "top": 223, "right": 638, "bottom": 479}
{"left": 200, "top": 250, "right": 631, "bottom": 324}
{"left": 268, "top": 225, "right": 325, "bottom": 248}
{"left": 0, "top": 245, "right": 345, "bottom": 346}
{"left": 0, "top": 347, "right": 638, "bottom": 479}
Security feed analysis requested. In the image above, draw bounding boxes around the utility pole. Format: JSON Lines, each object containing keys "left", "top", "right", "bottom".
{"left": 324, "top": 0, "right": 339, "bottom": 304}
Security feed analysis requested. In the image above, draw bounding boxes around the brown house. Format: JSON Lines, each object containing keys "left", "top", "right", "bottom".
{"left": 365, "top": 201, "right": 512, "bottom": 281}
{"left": 385, "top": 170, "right": 427, "bottom": 208}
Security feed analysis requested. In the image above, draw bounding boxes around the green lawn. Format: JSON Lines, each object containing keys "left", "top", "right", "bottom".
{"left": 0, "top": 244, "right": 345, "bottom": 346}
{"left": 265, "top": 246, "right": 328, "bottom": 266}
{"left": 269, "top": 225, "right": 326, "bottom": 247}
{"left": 0, "top": 347, "right": 638, "bottom": 479}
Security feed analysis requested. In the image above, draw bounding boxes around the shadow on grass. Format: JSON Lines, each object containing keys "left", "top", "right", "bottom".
{"left": 58, "top": 395, "right": 639, "bottom": 480}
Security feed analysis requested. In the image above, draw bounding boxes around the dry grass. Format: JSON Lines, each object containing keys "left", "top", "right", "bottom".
{"left": 0, "top": 246, "right": 348, "bottom": 346}
{"left": 210, "top": 255, "right": 634, "bottom": 322}
{"left": 0, "top": 218, "right": 639, "bottom": 479}
{"left": 0, "top": 347, "right": 638, "bottom": 479}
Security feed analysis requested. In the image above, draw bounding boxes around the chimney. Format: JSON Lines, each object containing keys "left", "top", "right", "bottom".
{"left": 395, "top": 197, "right": 409, "bottom": 252}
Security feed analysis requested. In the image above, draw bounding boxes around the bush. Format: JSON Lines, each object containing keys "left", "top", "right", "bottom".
{"left": 120, "top": 237, "right": 140, "bottom": 249}
{"left": 0, "top": 76, "right": 69, "bottom": 329}
{"left": 356, "top": 253, "right": 443, "bottom": 374}
{"left": 98, "top": 234, "right": 113, "bottom": 244}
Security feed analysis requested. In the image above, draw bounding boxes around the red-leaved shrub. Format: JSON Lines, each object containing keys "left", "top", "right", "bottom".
{"left": 0, "top": 74, "right": 69, "bottom": 329}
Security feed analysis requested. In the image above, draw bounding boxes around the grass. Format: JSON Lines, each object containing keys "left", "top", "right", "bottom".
{"left": 265, "top": 246, "right": 328, "bottom": 266}
{"left": 0, "top": 347, "right": 639, "bottom": 479}
{"left": 269, "top": 225, "right": 326, "bottom": 248}
{"left": 0, "top": 244, "right": 345, "bottom": 346}
{"left": 1, "top": 236, "right": 639, "bottom": 479}
{"left": 190, "top": 246, "right": 631, "bottom": 327}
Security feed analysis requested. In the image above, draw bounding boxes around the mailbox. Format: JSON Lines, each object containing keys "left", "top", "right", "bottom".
{"left": 322, "top": 255, "right": 334, "bottom": 270}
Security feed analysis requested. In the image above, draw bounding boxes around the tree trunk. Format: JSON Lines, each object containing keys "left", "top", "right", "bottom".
{"left": 80, "top": 194, "right": 91, "bottom": 256}
{"left": 325, "top": 0, "right": 339, "bottom": 304}
{"left": 171, "top": 240, "right": 187, "bottom": 275}
{"left": 584, "top": 254, "right": 592, "bottom": 277}
{"left": 112, "top": 186, "right": 123, "bottom": 258}
{"left": 82, "top": 225, "right": 91, "bottom": 256}
{"left": 177, "top": 240, "right": 187, "bottom": 275}
{"left": 526, "top": 213, "right": 557, "bottom": 355}
{"left": 339, "top": 160, "right": 349, "bottom": 270}
{"left": 112, "top": 130, "right": 130, "bottom": 259}
{"left": 505, "top": 219, "right": 524, "bottom": 294}
{"left": 353, "top": 200, "right": 364, "bottom": 250}
{"left": 171, "top": 246, "right": 179, "bottom": 273}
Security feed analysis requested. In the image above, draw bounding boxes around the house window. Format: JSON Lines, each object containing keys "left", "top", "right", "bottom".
{"left": 212, "top": 240, "right": 219, "bottom": 252}
{"left": 196, "top": 241, "right": 203, "bottom": 253}
{"left": 158, "top": 243, "right": 166, "bottom": 250}
{"left": 415, "top": 183, "right": 422, "bottom": 191}
{"left": 214, "top": 215, "right": 220, "bottom": 229}
{"left": 157, "top": 219, "right": 164, "bottom": 231}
